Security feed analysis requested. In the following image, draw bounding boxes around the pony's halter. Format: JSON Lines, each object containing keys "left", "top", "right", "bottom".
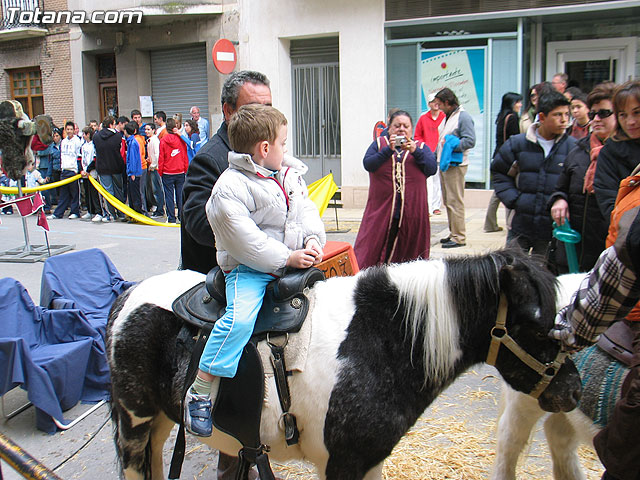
{"left": 486, "top": 294, "right": 568, "bottom": 399}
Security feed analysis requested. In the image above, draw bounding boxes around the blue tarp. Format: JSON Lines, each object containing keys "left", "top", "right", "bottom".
{"left": 0, "top": 248, "right": 134, "bottom": 433}
{"left": 40, "top": 248, "right": 135, "bottom": 340}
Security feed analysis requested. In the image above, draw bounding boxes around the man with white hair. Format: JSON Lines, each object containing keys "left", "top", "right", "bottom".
{"left": 190, "top": 106, "right": 209, "bottom": 147}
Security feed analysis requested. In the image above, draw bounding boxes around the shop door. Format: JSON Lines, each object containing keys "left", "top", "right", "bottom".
{"left": 100, "top": 83, "right": 118, "bottom": 119}
{"left": 292, "top": 64, "right": 341, "bottom": 184}
{"left": 97, "top": 54, "right": 118, "bottom": 119}
{"left": 547, "top": 38, "right": 636, "bottom": 92}
{"left": 290, "top": 37, "right": 341, "bottom": 184}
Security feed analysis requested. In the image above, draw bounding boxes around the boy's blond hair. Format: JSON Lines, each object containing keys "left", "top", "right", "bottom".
{"left": 228, "top": 104, "right": 287, "bottom": 155}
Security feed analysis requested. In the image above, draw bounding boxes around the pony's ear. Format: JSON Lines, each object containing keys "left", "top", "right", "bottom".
{"left": 498, "top": 264, "right": 520, "bottom": 296}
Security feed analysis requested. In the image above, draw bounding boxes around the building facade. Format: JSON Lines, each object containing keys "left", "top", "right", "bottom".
{"left": 384, "top": 0, "right": 640, "bottom": 190}
{"left": 0, "top": 0, "right": 74, "bottom": 125}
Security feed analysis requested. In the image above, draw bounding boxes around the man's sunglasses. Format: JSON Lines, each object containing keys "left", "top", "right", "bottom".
{"left": 588, "top": 109, "right": 615, "bottom": 121}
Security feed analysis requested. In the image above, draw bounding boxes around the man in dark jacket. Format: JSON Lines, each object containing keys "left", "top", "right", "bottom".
{"left": 93, "top": 115, "right": 125, "bottom": 221}
{"left": 181, "top": 71, "right": 271, "bottom": 275}
{"left": 179, "top": 70, "right": 272, "bottom": 480}
{"left": 491, "top": 89, "right": 576, "bottom": 255}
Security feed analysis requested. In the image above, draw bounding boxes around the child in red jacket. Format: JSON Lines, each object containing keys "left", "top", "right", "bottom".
{"left": 158, "top": 117, "right": 189, "bottom": 223}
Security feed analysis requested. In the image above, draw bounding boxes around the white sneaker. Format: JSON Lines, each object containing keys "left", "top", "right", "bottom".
{"left": 69, "top": 213, "right": 79, "bottom": 219}
{"left": 47, "top": 214, "right": 59, "bottom": 219}
{"left": 81, "top": 212, "right": 91, "bottom": 219}
{"left": 102, "top": 216, "right": 111, "bottom": 223}
{"left": 92, "top": 214, "right": 103, "bottom": 222}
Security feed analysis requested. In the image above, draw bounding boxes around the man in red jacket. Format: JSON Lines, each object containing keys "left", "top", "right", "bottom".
{"left": 158, "top": 117, "right": 188, "bottom": 223}
{"left": 414, "top": 92, "right": 445, "bottom": 215}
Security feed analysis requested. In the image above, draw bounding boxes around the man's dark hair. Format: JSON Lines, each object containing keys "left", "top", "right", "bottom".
{"left": 435, "top": 88, "right": 459, "bottom": 109}
{"left": 565, "top": 86, "right": 583, "bottom": 100}
{"left": 570, "top": 90, "right": 588, "bottom": 107}
{"left": 102, "top": 115, "right": 115, "bottom": 128}
{"left": 166, "top": 117, "right": 176, "bottom": 132}
{"left": 221, "top": 70, "right": 270, "bottom": 109}
{"left": 536, "top": 89, "right": 570, "bottom": 116}
{"left": 82, "top": 126, "right": 94, "bottom": 140}
{"left": 145, "top": 122, "right": 156, "bottom": 131}
{"left": 124, "top": 122, "right": 137, "bottom": 136}
{"left": 117, "top": 116, "right": 129, "bottom": 125}
{"left": 130, "top": 109, "right": 142, "bottom": 117}
{"left": 65, "top": 120, "right": 75, "bottom": 129}
{"left": 154, "top": 111, "right": 166, "bottom": 122}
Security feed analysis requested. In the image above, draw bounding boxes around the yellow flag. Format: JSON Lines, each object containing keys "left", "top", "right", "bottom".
{"left": 308, "top": 173, "right": 339, "bottom": 217}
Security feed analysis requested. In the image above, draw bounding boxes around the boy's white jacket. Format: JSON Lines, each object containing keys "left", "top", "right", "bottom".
{"left": 206, "top": 151, "right": 326, "bottom": 275}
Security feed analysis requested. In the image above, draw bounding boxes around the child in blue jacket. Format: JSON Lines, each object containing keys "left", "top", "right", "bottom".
{"left": 124, "top": 122, "right": 143, "bottom": 214}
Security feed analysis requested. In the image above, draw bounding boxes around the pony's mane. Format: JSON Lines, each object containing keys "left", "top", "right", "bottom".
{"left": 387, "top": 258, "right": 461, "bottom": 382}
{"left": 385, "top": 249, "right": 557, "bottom": 382}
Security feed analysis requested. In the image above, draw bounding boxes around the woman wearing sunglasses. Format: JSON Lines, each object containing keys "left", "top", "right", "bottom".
{"left": 594, "top": 80, "right": 640, "bottom": 219}
{"left": 548, "top": 82, "right": 618, "bottom": 273}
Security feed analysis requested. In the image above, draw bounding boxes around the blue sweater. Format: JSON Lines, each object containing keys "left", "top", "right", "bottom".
{"left": 439, "top": 135, "right": 463, "bottom": 172}
{"left": 180, "top": 132, "right": 201, "bottom": 162}
{"left": 125, "top": 135, "right": 143, "bottom": 177}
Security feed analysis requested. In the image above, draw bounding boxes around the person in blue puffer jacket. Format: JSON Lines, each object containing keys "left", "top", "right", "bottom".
{"left": 491, "top": 88, "right": 577, "bottom": 256}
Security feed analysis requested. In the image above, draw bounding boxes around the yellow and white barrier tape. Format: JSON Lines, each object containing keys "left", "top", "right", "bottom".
{"left": 87, "top": 176, "right": 178, "bottom": 228}
{"left": 0, "top": 174, "right": 82, "bottom": 194}
{"left": 3, "top": 171, "right": 338, "bottom": 227}
{"left": 1, "top": 174, "right": 178, "bottom": 228}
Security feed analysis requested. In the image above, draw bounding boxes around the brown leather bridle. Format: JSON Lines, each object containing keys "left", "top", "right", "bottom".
{"left": 486, "top": 295, "right": 568, "bottom": 399}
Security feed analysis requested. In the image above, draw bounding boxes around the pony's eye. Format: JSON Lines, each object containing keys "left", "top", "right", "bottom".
{"left": 535, "top": 331, "right": 548, "bottom": 340}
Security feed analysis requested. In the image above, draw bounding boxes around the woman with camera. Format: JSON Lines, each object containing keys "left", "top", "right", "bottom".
{"left": 354, "top": 110, "right": 437, "bottom": 269}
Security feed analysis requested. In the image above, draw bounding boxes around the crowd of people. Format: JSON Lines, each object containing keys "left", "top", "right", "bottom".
{"left": 1, "top": 106, "right": 210, "bottom": 224}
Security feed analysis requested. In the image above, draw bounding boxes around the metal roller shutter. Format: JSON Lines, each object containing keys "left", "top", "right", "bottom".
{"left": 150, "top": 44, "right": 209, "bottom": 121}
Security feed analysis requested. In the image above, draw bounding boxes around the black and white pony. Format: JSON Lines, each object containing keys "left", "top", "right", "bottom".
{"left": 106, "top": 249, "right": 582, "bottom": 480}
{"left": 492, "top": 273, "right": 629, "bottom": 480}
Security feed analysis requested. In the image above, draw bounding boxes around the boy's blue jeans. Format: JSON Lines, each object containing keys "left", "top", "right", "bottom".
{"left": 199, "top": 265, "right": 275, "bottom": 378}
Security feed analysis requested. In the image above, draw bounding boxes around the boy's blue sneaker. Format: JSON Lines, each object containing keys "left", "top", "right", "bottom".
{"left": 184, "top": 388, "right": 212, "bottom": 437}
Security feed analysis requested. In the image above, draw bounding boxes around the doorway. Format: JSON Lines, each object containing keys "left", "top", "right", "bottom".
{"left": 546, "top": 38, "right": 636, "bottom": 91}
{"left": 97, "top": 54, "right": 118, "bottom": 119}
{"left": 290, "top": 37, "right": 341, "bottom": 184}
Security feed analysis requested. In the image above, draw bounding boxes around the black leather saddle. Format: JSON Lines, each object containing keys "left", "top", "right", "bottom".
{"left": 170, "top": 266, "right": 325, "bottom": 480}
{"left": 172, "top": 266, "right": 325, "bottom": 337}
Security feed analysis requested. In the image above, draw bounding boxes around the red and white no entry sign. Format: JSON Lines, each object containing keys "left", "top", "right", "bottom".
{"left": 212, "top": 39, "right": 237, "bottom": 74}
